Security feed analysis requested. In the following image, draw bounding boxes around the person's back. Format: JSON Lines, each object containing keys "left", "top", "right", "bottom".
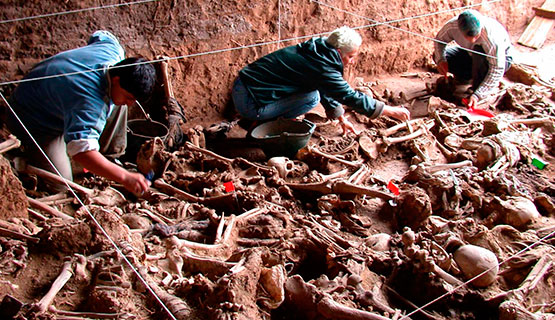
{"left": 239, "top": 37, "right": 343, "bottom": 107}
{"left": 11, "top": 31, "right": 124, "bottom": 138}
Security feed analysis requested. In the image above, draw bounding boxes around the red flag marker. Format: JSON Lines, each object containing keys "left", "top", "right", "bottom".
{"left": 387, "top": 180, "right": 400, "bottom": 196}
{"left": 224, "top": 181, "right": 235, "bottom": 193}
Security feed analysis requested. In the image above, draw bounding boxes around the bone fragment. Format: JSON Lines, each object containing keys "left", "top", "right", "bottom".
{"left": 0, "top": 134, "right": 20, "bottom": 154}
{"left": 0, "top": 226, "right": 39, "bottom": 243}
{"left": 27, "top": 197, "right": 74, "bottom": 220}
{"left": 25, "top": 164, "right": 94, "bottom": 196}
{"left": 425, "top": 160, "right": 473, "bottom": 174}
{"left": 508, "top": 117, "right": 553, "bottom": 126}
{"left": 215, "top": 213, "right": 226, "bottom": 244}
{"left": 28, "top": 208, "right": 48, "bottom": 221}
{"left": 305, "top": 227, "right": 345, "bottom": 253}
{"left": 74, "top": 254, "right": 88, "bottom": 282}
{"left": 490, "top": 254, "right": 555, "bottom": 303}
{"left": 380, "top": 119, "right": 426, "bottom": 137}
{"left": 348, "top": 165, "right": 371, "bottom": 184}
{"left": 321, "top": 168, "right": 350, "bottom": 182}
{"left": 185, "top": 141, "right": 271, "bottom": 172}
{"left": 50, "top": 305, "right": 125, "bottom": 319}
{"left": 332, "top": 181, "right": 394, "bottom": 201}
{"left": 236, "top": 207, "right": 267, "bottom": 224}
{"left": 33, "top": 259, "right": 74, "bottom": 313}
{"left": 287, "top": 180, "right": 333, "bottom": 194}
{"left": 383, "top": 128, "right": 427, "bottom": 145}
{"left": 308, "top": 145, "right": 363, "bottom": 167}
{"left": 154, "top": 178, "right": 234, "bottom": 206}
{"left": 158, "top": 56, "right": 174, "bottom": 103}
{"left": 137, "top": 208, "right": 173, "bottom": 225}
{"left": 431, "top": 261, "right": 464, "bottom": 286}
{"left": 317, "top": 296, "right": 393, "bottom": 320}
{"left": 305, "top": 216, "right": 354, "bottom": 249}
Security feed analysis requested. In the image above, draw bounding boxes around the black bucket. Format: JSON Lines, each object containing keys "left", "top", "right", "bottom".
{"left": 250, "top": 118, "right": 315, "bottom": 158}
{"left": 125, "top": 119, "right": 168, "bottom": 162}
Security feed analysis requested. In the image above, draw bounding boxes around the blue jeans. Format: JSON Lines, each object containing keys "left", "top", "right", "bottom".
{"left": 232, "top": 77, "right": 320, "bottom": 121}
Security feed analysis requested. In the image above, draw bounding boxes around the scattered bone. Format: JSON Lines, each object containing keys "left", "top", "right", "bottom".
{"left": 49, "top": 305, "right": 127, "bottom": 319}
{"left": 0, "top": 134, "right": 21, "bottom": 154}
{"left": 23, "top": 164, "right": 126, "bottom": 206}
{"left": 307, "top": 144, "right": 364, "bottom": 167}
{"left": 32, "top": 258, "right": 74, "bottom": 313}
{"left": 27, "top": 196, "right": 74, "bottom": 220}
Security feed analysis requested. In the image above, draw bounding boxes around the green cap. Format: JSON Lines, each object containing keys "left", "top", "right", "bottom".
{"left": 458, "top": 10, "right": 482, "bottom": 37}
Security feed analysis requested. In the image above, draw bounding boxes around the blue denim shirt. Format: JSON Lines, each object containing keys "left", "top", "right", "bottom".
{"left": 11, "top": 30, "right": 125, "bottom": 156}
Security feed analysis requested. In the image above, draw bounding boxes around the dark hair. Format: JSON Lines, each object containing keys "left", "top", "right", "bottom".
{"left": 457, "top": 10, "right": 482, "bottom": 37}
{"left": 110, "top": 57, "right": 156, "bottom": 100}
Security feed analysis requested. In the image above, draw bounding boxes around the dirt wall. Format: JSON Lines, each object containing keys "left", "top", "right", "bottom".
{"left": 0, "top": 0, "right": 544, "bottom": 125}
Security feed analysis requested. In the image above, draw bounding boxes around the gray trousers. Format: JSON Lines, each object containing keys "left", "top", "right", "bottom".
{"left": 6, "top": 104, "right": 128, "bottom": 181}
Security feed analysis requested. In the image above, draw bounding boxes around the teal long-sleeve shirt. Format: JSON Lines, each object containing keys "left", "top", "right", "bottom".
{"left": 239, "top": 37, "right": 384, "bottom": 119}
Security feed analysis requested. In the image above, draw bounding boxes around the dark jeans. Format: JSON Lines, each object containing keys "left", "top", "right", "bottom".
{"left": 445, "top": 45, "right": 512, "bottom": 89}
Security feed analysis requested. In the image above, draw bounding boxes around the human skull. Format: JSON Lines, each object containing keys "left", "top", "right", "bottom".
{"left": 453, "top": 244, "right": 498, "bottom": 288}
{"left": 268, "top": 157, "right": 295, "bottom": 178}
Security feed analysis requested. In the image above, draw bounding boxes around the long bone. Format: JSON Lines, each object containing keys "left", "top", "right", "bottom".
{"left": 307, "top": 145, "right": 364, "bottom": 167}
{"left": 317, "top": 296, "right": 393, "bottom": 320}
{"left": 185, "top": 141, "right": 272, "bottom": 173}
{"left": 0, "top": 134, "right": 21, "bottom": 154}
{"left": 32, "top": 258, "right": 74, "bottom": 313}
{"left": 382, "top": 120, "right": 434, "bottom": 146}
{"left": 49, "top": 306, "right": 127, "bottom": 319}
{"left": 27, "top": 196, "right": 74, "bottom": 220}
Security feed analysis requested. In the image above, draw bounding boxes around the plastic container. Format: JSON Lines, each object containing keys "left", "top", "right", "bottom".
{"left": 126, "top": 119, "right": 168, "bottom": 161}
{"left": 250, "top": 118, "right": 315, "bottom": 158}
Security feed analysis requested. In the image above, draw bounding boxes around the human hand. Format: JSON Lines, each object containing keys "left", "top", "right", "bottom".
{"left": 382, "top": 105, "right": 410, "bottom": 122}
{"left": 338, "top": 115, "right": 360, "bottom": 135}
{"left": 437, "top": 61, "right": 449, "bottom": 77}
{"left": 463, "top": 95, "right": 479, "bottom": 109}
{"left": 122, "top": 171, "right": 152, "bottom": 195}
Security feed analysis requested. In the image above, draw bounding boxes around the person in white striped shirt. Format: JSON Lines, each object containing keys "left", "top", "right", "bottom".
{"left": 433, "top": 9, "right": 514, "bottom": 108}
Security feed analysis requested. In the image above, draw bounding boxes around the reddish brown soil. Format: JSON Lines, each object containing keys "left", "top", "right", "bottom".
{"left": 0, "top": 1, "right": 554, "bottom": 319}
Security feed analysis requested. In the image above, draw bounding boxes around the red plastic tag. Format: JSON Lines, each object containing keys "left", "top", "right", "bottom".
{"left": 224, "top": 181, "right": 235, "bottom": 193}
{"left": 387, "top": 180, "right": 400, "bottom": 196}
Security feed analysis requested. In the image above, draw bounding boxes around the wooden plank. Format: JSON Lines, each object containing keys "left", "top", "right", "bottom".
{"left": 518, "top": 0, "right": 555, "bottom": 48}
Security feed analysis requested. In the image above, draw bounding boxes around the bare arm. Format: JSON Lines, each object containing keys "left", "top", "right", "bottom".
{"left": 73, "top": 150, "right": 150, "bottom": 194}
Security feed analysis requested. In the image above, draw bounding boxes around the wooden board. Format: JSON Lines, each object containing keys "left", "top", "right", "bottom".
{"left": 518, "top": 0, "right": 555, "bottom": 48}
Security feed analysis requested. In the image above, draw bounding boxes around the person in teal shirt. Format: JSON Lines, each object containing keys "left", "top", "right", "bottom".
{"left": 7, "top": 30, "right": 156, "bottom": 195}
{"left": 232, "top": 26, "right": 410, "bottom": 134}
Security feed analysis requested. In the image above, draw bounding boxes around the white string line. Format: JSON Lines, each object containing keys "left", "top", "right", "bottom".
{"left": 401, "top": 229, "right": 555, "bottom": 319}
{"left": 0, "top": 93, "right": 178, "bottom": 320}
{"left": 311, "top": 0, "right": 503, "bottom": 61}
{"left": 0, "top": 0, "right": 159, "bottom": 25}
{"left": 0, "top": 0, "right": 506, "bottom": 88}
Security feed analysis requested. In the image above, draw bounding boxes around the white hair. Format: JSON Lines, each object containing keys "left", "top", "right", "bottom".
{"left": 325, "top": 26, "right": 362, "bottom": 53}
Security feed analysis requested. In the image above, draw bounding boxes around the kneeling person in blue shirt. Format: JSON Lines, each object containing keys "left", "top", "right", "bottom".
{"left": 7, "top": 30, "right": 156, "bottom": 195}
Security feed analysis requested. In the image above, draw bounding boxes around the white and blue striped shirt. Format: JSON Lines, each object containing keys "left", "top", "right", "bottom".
{"left": 434, "top": 15, "right": 513, "bottom": 100}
